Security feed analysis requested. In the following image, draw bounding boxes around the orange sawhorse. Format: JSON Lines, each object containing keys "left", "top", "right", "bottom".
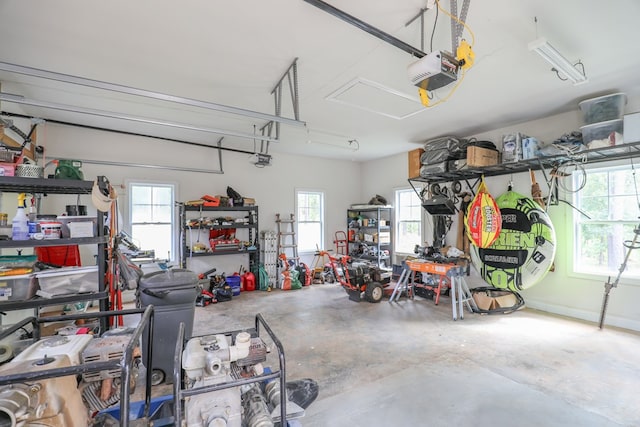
{"left": 390, "top": 259, "right": 476, "bottom": 320}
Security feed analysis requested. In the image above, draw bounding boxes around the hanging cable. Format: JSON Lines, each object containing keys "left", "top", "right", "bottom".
{"left": 429, "top": 2, "right": 439, "bottom": 52}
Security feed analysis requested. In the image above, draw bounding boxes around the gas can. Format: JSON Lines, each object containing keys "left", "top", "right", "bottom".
{"left": 244, "top": 272, "right": 256, "bottom": 291}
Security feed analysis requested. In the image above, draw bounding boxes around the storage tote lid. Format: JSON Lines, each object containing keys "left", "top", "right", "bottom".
{"left": 139, "top": 268, "right": 198, "bottom": 291}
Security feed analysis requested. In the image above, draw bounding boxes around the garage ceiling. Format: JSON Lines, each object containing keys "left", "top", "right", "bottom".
{"left": 1, "top": 0, "right": 639, "bottom": 162}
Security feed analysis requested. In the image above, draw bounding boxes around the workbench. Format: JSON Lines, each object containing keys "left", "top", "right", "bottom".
{"left": 389, "top": 259, "right": 477, "bottom": 320}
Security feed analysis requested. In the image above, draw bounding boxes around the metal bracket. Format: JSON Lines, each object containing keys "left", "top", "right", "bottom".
{"left": 451, "top": 0, "right": 471, "bottom": 53}
{"left": 260, "top": 58, "right": 302, "bottom": 154}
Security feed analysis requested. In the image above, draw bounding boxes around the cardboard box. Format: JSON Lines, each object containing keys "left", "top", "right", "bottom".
{"left": 467, "top": 146, "right": 499, "bottom": 167}
{"left": 375, "top": 231, "right": 391, "bottom": 244}
{"left": 472, "top": 289, "right": 518, "bottom": 311}
{"left": 494, "top": 293, "right": 518, "bottom": 308}
{"left": 472, "top": 291, "right": 496, "bottom": 310}
{"left": 408, "top": 148, "right": 425, "bottom": 178}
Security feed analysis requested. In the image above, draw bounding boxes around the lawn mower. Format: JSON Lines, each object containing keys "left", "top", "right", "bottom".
{"left": 316, "top": 250, "right": 387, "bottom": 303}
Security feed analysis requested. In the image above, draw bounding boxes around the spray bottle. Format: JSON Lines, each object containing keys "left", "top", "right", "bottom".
{"left": 12, "top": 193, "right": 29, "bottom": 241}
{"left": 27, "top": 196, "right": 38, "bottom": 237}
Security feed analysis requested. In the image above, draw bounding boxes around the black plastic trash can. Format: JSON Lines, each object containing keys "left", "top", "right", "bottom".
{"left": 138, "top": 268, "right": 199, "bottom": 385}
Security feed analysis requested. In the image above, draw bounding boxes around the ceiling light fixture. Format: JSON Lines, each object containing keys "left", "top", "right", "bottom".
{"left": 528, "top": 38, "right": 587, "bottom": 85}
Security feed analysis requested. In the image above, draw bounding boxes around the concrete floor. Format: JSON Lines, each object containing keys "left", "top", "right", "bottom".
{"left": 191, "top": 284, "right": 640, "bottom": 427}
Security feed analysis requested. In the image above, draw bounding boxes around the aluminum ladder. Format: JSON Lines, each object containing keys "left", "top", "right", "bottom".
{"left": 276, "top": 213, "right": 299, "bottom": 288}
{"left": 389, "top": 263, "right": 413, "bottom": 302}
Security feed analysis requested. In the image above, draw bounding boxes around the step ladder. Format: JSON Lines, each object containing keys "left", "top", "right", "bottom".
{"left": 450, "top": 275, "right": 478, "bottom": 321}
{"left": 276, "top": 213, "right": 299, "bottom": 288}
{"left": 389, "top": 264, "right": 412, "bottom": 302}
{"left": 260, "top": 230, "right": 278, "bottom": 290}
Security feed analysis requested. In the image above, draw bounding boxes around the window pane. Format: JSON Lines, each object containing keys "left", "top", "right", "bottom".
{"left": 132, "top": 186, "right": 151, "bottom": 204}
{"left": 396, "top": 188, "right": 421, "bottom": 253}
{"left": 153, "top": 186, "right": 172, "bottom": 205}
{"left": 576, "top": 222, "right": 639, "bottom": 275}
{"left": 132, "top": 224, "right": 172, "bottom": 259}
{"left": 296, "top": 191, "right": 323, "bottom": 252}
{"left": 132, "top": 204, "right": 152, "bottom": 223}
{"left": 298, "top": 222, "right": 321, "bottom": 252}
{"left": 397, "top": 221, "right": 421, "bottom": 253}
{"left": 153, "top": 205, "right": 172, "bottom": 223}
{"left": 574, "top": 165, "right": 640, "bottom": 278}
{"left": 130, "top": 183, "right": 175, "bottom": 261}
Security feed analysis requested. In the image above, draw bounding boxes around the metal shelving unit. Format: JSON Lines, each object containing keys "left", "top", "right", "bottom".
{"left": 409, "top": 140, "right": 640, "bottom": 191}
{"left": 179, "top": 203, "right": 260, "bottom": 272}
{"left": 347, "top": 206, "right": 393, "bottom": 269}
{"left": 0, "top": 176, "right": 109, "bottom": 330}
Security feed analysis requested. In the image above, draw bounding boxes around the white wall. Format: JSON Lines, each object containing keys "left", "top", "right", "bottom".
{"left": 363, "top": 101, "right": 640, "bottom": 331}
{"left": 4, "top": 97, "right": 640, "bottom": 331}
{"left": 2, "top": 121, "right": 361, "bottom": 278}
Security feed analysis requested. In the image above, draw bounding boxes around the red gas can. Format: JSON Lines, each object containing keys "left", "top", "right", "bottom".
{"left": 244, "top": 271, "right": 256, "bottom": 291}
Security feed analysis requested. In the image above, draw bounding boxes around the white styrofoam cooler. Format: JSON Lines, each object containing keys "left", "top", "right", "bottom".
{"left": 35, "top": 266, "right": 99, "bottom": 297}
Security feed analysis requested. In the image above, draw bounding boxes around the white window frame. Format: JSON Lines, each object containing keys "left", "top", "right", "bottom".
{"left": 295, "top": 189, "right": 325, "bottom": 254}
{"left": 394, "top": 187, "right": 423, "bottom": 255}
{"left": 571, "top": 164, "right": 640, "bottom": 283}
{"left": 128, "top": 181, "right": 177, "bottom": 261}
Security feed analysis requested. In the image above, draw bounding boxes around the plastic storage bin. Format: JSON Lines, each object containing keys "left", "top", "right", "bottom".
{"left": 56, "top": 216, "right": 97, "bottom": 238}
{"left": 138, "top": 268, "right": 198, "bottom": 385}
{"left": 34, "top": 266, "right": 98, "bottom": 297}
{"left": 580, "top": 119, "right": 624, "bottom": 147}
{"left": 0, "top": 274, "right": 38, "bottom": 301}
{"left": 579, "top": 92, "right": 627, "bottom": 124}
{"left": 226, "top": 274, "right": 241, "bottom": 296}
{"left": 35, "top": 245, "right": 81, "bottom": 267}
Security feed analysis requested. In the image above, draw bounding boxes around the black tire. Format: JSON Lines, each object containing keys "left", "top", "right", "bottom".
{"left": 364, "top": 282, "right": 384, "bottom": 303}
{"left": 452, "top": 180, "right": 462, "bottom": 194}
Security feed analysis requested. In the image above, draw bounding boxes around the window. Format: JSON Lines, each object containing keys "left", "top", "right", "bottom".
{"left": 296, "top": 190, "right": 324, "bottom": 252}
{"left": 573, "top": 165, "right": 640, "bottom": 278}
{"left": 395, "top": 188, "right": 422, "bottom": 254}
{"left": 129, "top": 182, "right": 175, "bottom": 260}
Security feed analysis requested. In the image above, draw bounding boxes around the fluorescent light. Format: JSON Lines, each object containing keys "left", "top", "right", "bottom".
{"left": 528, "top": 38, "right": 587, "bottom": 85}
